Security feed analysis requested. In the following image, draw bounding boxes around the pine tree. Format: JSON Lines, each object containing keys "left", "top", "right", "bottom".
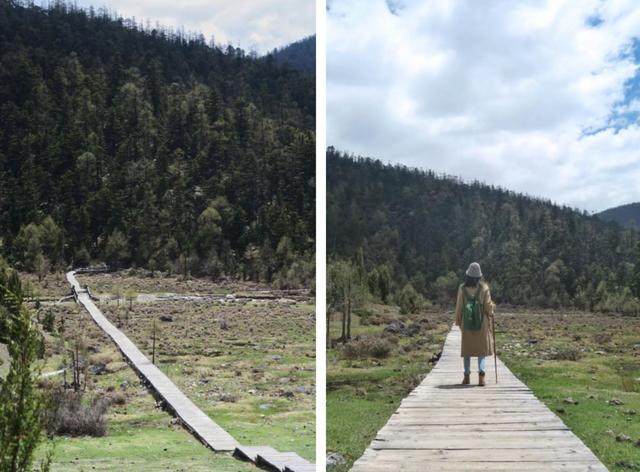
{"left": 0, "top": 269, "right": 51, "bottom": 472}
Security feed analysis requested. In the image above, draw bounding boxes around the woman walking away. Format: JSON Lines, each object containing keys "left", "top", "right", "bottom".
{"left": 455, "top": 262, "right": 495, "bottom": 387}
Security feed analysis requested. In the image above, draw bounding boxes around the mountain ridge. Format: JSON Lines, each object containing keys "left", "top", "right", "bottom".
{"left": 0, "top": 0, "right": 315, "bottom": 287}
{"left": 327, "top": 147, "right": 640, "bottom": 312}
{"left": 596, "top": 202, "right": 640, "bottom": 229}
{"left": 268, "top": 35, "right": 315, "bottom": 73}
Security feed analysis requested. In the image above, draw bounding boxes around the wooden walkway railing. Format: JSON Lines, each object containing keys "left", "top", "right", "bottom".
{"left": 351, "top": 325, "right": 607, "bottom": 471}
{"left": 66, "top": 271, "right": 314, "bottom": 472}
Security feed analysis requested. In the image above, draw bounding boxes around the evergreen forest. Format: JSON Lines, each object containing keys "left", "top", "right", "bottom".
{"left": 0, "top": 0, "right": 315, "bottom": 287}
{"left": 327, "top": 148, "right": 640, "bottom": 314}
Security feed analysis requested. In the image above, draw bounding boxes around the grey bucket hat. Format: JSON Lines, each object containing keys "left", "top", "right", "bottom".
{"left": 466, "top": 262, "right": 482, "bottom": 278}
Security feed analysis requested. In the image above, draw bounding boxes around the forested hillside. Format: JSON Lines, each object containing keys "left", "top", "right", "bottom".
{"left": 327, "top": 148, "right": 640, "bottom": 313}
{"left": 0, "top": 1, "right": 315, "bottom": 286}
{"left": 597, "top": 202, "right": 640, "bottom": 229}
{"left": 268, "top": 36, "right": 315, "bottom": 74}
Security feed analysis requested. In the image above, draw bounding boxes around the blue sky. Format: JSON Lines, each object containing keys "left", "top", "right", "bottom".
{"left": 39, "top": 0, "right": 315, "bottom": 53}
{"left": 328, "top": 0, "right": 640, "bottom": 212}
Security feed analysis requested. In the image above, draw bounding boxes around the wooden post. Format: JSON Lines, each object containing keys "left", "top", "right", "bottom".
{"left": 346, "top": 276, "right": 352, "bottom": 340}
{"left": 152, "top": 317, "right": 156, "bottom": 365}
{"left": 491, "top": 309, "right": 498, "bottom": 384}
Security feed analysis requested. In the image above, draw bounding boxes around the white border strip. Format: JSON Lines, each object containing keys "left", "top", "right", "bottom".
{"left": 315, "top": 0, "right": 327, "bottom": 469}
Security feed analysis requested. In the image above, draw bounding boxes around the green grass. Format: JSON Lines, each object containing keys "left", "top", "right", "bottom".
{"left": 328, "top": 307, "right": 640, "bottom": 471}
{"left": 32, "top": 272, "right": 315, "bottom": 470}
{"left": 40, "top": 428, "right": 255, "bottom": 471}
{"left": 101, "top": 298, "right": 316, "bottom": 461}
{"left": 326, "top": 304, "right": 450, "bottom": 471}
{"left": 498, "top": 311, "right": 640, "bottom": 471}
{"left": 327, "top": 366, "right": 414, "bottom": 472}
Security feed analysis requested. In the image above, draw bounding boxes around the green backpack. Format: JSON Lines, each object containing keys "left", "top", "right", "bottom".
{"left": 461, "top": 284, "right": 483, "bottom": 331}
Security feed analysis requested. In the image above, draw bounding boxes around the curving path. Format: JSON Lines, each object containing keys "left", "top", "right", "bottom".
{"left": 351, "top": 325, "right": 607, "bottom": 471}
{"left": 66, "top": 271, "right": 313, "bottom": 471}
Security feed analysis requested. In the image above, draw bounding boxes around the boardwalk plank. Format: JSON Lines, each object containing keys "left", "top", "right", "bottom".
{"left": 350, "top": 325, "right": 607, "bottom": 471}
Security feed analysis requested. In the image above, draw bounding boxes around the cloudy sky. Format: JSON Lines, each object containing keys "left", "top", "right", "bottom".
{"left": 328, "top": 0, "right": 640, "bottom": 212}
{"left": 54, "top": 0, "right": 314, "bottom": 53}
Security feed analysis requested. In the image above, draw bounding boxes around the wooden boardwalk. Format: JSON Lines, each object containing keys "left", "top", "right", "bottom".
{"left": 351, "top": 325, "right": 607, "bottom": 471}
{"left": 66, "top": 271, "right": 314, "bottom": 472}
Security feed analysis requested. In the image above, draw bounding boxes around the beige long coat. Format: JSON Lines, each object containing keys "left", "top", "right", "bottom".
{"left": 454, "top": 282, "right": 495, "bottom": 357}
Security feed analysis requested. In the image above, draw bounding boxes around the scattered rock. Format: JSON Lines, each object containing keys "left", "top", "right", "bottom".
{"left": 616, "top": 434, "right": 632, "bottom": 443}
{"left": 159, "top": 315, "right": 173, "bottom": 322}
{"left": 278, "top": 390, "right": 295, "bottom": 399}
{"left": 616, "top": 461, "right": 635, "bottom": 469}
{"left": 605, "top": 429, "right": 615, "bottom": 437}
{"left": 563, "top": 397, "right": 578, "bottom": 405}
{"left": 259, "top": 403, "right": 271, "bottom": 411}
{"left": 218, "top": 393, "right": 237, "bottom": 403}
{"left": 383, "top": 320, "right": 421, "bottom": 337}
{"left": 556, "top": 407, "right": 566, "bottom": 414}
{"left": 326, "top": 453, "right": 347, "bottom": 469}
{"left": 296, "top": 386, "right": 311, "bottom": 394}
{"left": 89, "top": 362, "right": 107, "bottom": 375}
{"left": 624, "top": 409, "right": 637, "bottom": 415}
{"left": 608, "top": 398, "right": 624, "bottom": 406}
{"left": 270, "top": 355, "right": 282, "bottom": 362}
{"left": 384, "top": 320, "right": 405, "bottom": 334}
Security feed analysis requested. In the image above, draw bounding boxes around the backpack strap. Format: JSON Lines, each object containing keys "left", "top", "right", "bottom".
{"left": 475, "top": 283, "right": 484, "bottom": 306}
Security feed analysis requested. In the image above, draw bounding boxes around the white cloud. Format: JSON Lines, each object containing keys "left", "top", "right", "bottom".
{"left": 55, "top": 0, "right": 315, "bottom": 53}
{"left": 328, "top": 0, "right": 640, "bottom": 212}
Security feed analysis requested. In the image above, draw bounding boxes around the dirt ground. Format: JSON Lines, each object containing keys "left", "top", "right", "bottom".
{"left": 496, "top": 310, "right": 640, "bottom": 471}
{"left": 30, "top": 270, "right": 315, "bottom": 468}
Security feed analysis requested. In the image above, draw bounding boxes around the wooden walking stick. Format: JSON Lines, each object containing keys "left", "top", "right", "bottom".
{"left": 491, "top": 305, "right": 498, "bottom": 384}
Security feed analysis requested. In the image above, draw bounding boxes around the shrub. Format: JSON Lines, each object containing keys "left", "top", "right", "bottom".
{"left": 595, "top": 286, "right": 640, "bottom": 315}
{"left": 549, "top": 346, "right": 582, "bottom": 361}
{"left": 621, "top": 377, "right": 640, "bottom": 393}
{"left": 355, "top": 308, "right": 374, "bottom": 326}
{"left": 74, "top": 246, "right": 91, "bottom": 267}
{"left": 108, "top": 391, "right": 127, "bottom": 406}
{"left": 42, "top": 309, "right": 55, "bottom": 333}
{"left": 396, "top": 283, "right": 425, "bottom": 315}
{"left": 44, "top": 387, "right": 109, "bottom": 437}
{"left": 274, "top": 257, "right": 315, "bottom": 290}
{"left": 341, "top": 336, "right": 394, "bottom": 360}
{"left": 593, "top": 332, "right": 612, "bottom": 344}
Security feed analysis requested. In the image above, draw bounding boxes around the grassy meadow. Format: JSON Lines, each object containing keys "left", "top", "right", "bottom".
{"left": 497, "top": 310, "right": 640, "bottom": 471}
{"left": 326, "top": 304, "right": 450, "bottom": 472}
{"left": 25, "top": 270, "right": 314, "bottom": 470}
{"left": 327, "top": 303, "right": 640, "bottom": 472}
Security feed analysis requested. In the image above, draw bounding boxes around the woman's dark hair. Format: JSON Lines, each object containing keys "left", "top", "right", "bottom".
{"left": 464, "top": 275, "right": 481, "bottom": 287}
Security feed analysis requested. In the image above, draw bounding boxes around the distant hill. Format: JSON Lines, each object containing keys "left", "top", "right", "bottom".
{"left": 596, "top": 203, "right": 640, "bottom": 228}
{"left": 327, "top": 148, "right": 640, "bottom": 312}
{"left": 268, "top": 36, "right": 315, "bottom": 73}
{"left": 0, "top": 1, "right": 315, "bottom": 285}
